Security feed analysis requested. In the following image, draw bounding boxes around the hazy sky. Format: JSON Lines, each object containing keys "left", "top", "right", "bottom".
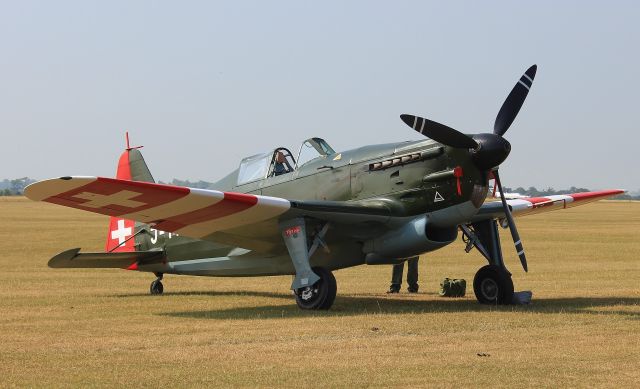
{"left": 1, "top": 1, "right": 638, "bottom": 192}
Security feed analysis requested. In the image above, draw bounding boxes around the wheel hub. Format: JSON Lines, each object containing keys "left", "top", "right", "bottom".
{"left": 480, "top": 278, "right": 498, "bottom": 300}
{"left": 300, "top": 287, "right": 315, "bottom": 301}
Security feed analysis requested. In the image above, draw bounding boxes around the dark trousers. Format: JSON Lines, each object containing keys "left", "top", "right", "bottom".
{"left": 390, "top": 257, "right": 419, "bottom": 290}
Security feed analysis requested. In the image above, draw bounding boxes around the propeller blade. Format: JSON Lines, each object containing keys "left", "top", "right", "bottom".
{"left": 494, "top": 64, "right": 537, "bottom": 136}
{"left": 400, "top": 114, "right": 478, "bottom": 149}
{"left": 493, "top": 170, "right": 528, "bottom": 272}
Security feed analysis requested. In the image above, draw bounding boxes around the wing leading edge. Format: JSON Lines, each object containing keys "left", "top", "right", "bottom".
{"left": 473, "top": 190, "right": 625, "bottom": 222}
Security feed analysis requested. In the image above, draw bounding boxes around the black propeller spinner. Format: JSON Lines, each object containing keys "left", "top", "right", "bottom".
{"left": 400, "top": 64, "right": 537, "bottom": 272}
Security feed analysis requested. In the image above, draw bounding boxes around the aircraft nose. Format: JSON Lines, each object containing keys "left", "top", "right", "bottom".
{"left": 470, "top": 133, "right": 511, "bottom": 171}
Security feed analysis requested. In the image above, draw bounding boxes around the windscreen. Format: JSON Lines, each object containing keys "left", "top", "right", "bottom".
{"left": 237, "top": 153, "right": 271, "bottom": 185}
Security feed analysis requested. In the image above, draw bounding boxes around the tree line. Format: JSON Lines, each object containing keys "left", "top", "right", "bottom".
{"left": 0, "top": 178, "right": 36, "bottom": 196}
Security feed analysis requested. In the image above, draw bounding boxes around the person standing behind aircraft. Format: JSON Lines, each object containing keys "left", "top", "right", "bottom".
{"left": 387, "top": 257, "right": 419, "bottom": 293}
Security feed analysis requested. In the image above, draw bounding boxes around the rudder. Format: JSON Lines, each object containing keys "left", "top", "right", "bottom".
{"left": 105, "top": 133, "right": 154, "bottom": 252}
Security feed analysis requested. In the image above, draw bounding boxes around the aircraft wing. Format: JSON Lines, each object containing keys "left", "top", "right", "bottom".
{"left": 27, "top": 177, "right": 623, "bottom": 253}
{"left": 25, "top": 176, "right": 292, "bottom": 237}
{"left": 473, "top": 190, "right": 625, "bottom": 222}
{"left": 25, "top": 177, "right": 395, "bottom": 252}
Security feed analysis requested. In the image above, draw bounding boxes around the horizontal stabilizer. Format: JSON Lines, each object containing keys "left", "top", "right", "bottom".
{"left": 49, "top": 248, "right": 165, "bottom": 269}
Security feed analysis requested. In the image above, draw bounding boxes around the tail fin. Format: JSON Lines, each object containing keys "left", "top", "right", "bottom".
{"left": 105, "top": 133, "right": 154, "bottom": 252}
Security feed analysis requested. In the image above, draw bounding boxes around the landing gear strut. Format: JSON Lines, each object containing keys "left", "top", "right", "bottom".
{"left": 461, "top": 220, "right": 515, "bottom": 304}
{"left": 280, "top": 218, "right": 337, "bottom": 310}
{"left": 150, "top": 273, "right": 164, "bottom": 295}
{"left": 294, "top": 267, "right": 337, "bottom": 310}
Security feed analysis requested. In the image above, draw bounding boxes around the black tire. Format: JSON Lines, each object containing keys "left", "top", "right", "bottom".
{"left": 294, "top": 267, "right": 337, "bottom": 310}
{"left": 318, "top": 268, "right": 337, "bottom": 310}
{"left": 150, "top": 280, "right": 164, "bottom": 295}
{"left": 473, "top": 265, "right": 514, "bottom": 305}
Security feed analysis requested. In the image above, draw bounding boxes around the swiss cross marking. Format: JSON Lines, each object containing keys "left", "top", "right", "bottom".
{"left": 73, "top": 190, "right": 146, "bottom": 209}
{"left": 111, "top": 219, "right": 132, "bottom": 244}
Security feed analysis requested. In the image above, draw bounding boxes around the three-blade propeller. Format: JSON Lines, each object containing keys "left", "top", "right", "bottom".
{"left": 493, "top": 170, "right": 527, "bottom": 272}
{"left": 400, "top": 115, "right": 478, "bottom": 149}
{"left": 494, "top": 65, "right": 537, "bottom": 136}
{"left": 400, "top": 65, "right": 537, "bottom": 272}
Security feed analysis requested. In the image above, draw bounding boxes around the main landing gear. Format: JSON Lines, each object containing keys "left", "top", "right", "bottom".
{"left": 280, "top": 218, "right": 337, "bottom": 310}
{"left": 461, "top": 219, "right": 516, "bottom": 305}
{"left": 473, "top": 265, "right": 514, "bottom": 304}
{"left": 150, "top": 273, "right": 164, "bottom": 295}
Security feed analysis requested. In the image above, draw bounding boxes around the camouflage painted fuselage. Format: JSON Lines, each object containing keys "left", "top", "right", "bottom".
{"left": 136, "top": 139, "right": 489, "bottom": 277}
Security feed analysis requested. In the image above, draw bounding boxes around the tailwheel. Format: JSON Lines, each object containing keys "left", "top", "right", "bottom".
{"left": 473, "top": 265, "right": 514, "bottom": 305}
{"left": 150, "top": 280, "right": 163, "bottom": 295}
{"left": 294, "top": 267, "right": 337, "bottom": 310}
{"left": 150, "top": 273, "right": 164, "bottom": 295}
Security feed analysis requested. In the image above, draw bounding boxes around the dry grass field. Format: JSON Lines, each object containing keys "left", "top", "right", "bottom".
{"left": 1, "top": 197, "right": 638, "bottom": 388}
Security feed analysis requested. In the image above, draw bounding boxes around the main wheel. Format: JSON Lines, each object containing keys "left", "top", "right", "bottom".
{"left": 473, "top": 265, "right": 514, "bottom": 305}
{"left": 150, "top": 280, "right": 164, "bottom": 295}
{"left": 294, "top": 267, "right": 337, "bottom": 310}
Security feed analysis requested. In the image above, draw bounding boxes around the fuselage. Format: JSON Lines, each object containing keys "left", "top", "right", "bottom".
{"left": 216, "top": 139, "right": 487, "bottom": 209}
{"left": 138, "top": 139, "right": 489, "bottom": 277}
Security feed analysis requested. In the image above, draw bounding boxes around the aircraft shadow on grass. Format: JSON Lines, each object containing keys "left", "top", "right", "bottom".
{"left": 141, "top": 291, "right": 640, "bottom": 321}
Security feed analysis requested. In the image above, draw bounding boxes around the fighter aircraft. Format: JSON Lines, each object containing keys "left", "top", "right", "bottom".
{"left": 25, "top": 65, "right": 624, "bottom": 309}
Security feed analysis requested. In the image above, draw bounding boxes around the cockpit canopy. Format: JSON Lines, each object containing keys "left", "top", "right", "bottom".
{"left": 236, "top": 138, "right": 336, "bottom": 185}
{"left": 296, "top": 137, "right": 335, "bottom": 167}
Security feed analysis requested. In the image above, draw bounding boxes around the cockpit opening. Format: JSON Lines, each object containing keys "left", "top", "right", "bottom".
{"left": 236, "top": 138, "right": 335, "bottom": 185}
{"left": 269, "top": 148, "right": 296, "bottom": 177}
